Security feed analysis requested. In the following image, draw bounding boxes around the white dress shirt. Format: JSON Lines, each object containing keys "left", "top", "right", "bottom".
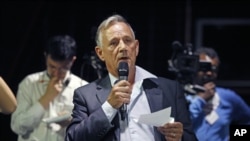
{"left": 11, "top": 70, "right": 88, "bottom": 141}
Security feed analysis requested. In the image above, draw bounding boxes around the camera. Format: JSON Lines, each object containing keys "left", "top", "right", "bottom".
{"left": 168, "top": 41, "right": 199, "bottom": 85}
{"left": 168, "top": 41, "right": 206, "bottom": 94}
{"left": 199, "top": 61, "right": 217, "bottom": 73}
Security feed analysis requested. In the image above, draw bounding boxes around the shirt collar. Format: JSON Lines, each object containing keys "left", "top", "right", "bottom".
{"left": 109, "top": 66, "right": 157, "bottom": 86}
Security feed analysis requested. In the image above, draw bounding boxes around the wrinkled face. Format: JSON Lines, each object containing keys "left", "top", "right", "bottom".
{"left": 95, "top": 22, "right": 139, "bottom": 77}
{"left": 46, "top": 55, "right": 75, "bottom": 80}
{"left": 196, "top": 53, "right": 219, "bottom": 85}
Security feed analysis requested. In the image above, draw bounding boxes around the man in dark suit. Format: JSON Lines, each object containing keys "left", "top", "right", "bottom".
{"left": 65, "top": 14, "right": 197, "bottom": 141}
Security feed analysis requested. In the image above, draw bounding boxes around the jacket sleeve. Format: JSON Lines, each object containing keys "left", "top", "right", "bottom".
{"left": 65, "top": 86, "right": 117, "bottom": 141}
{"left": 11, "top": 78, "right": 45, "bottom": 137}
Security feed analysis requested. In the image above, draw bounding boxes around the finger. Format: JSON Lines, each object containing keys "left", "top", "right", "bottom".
{"left": 163, "top": 122, "right": 178, "bottom": 128}
{"left": 166, "top": 131, "right": 181, "bottom": 141}
{"left": 112, "top": 85, "right": 131, "bottom": 94}
{"left": 157, "top": 127, "right": 165, "bottom": 135}
{"left": 115, "top": 92, "right": 130, "bottom": 104}
{"left": 119, "top": 86, "right": 131, "bottom": 94}
{"left": 115, "top": 79, "right": 130, "bottom": 86}
{"left": 122, "top": 96, "right": 131, "bottom": 104}
{"left": 162, "top": 123, "right": 183, "bottom": 133}
{"left": 50, "top": 76, "right": 60, "bottom": 82}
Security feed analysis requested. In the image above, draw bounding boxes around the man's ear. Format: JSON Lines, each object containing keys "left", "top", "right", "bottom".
{"left": 135, "top": 40, "right": 139, "bottom": 57}
{"left": 95, "top": 46, "right": 105, "bottom": 61}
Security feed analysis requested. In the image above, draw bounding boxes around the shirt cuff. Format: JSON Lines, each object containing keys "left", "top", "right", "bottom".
{"left": 102, "top": 101, "right": 117, "bottom": 122}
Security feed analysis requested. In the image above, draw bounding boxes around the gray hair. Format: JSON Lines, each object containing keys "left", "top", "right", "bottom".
{"left": 95, "top": 14, "right": 135, "bottom": 47}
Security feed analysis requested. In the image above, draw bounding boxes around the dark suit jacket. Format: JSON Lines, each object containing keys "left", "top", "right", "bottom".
{"left": 65, "top": 76, "right": 197, "bottom": 141}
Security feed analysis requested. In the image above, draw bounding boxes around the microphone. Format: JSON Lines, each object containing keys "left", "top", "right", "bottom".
{"left": 117, "top": 62, "right": 129, "bottom": 121}
{"left": 63, "top": 78, "right": 70, "bottom": 88}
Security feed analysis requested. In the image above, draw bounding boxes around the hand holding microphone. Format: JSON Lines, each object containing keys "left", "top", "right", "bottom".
{"left": 118, "top": 62, "right": 129, "bottom": 121}
{"left": 107, "top": 62, "right": 131, "bottom": 121}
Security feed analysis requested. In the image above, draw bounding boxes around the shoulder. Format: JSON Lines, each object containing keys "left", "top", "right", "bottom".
{"left": 16, "top": 71, "right": 45, "bottom": 92}
{"left": 70, "top": 74, "right": 89, "bottom": 85}
{"left": 216, "top": 87, "right": 238, "bottom": 97}
{"left": 157, "top": 76, "right": 177, "bottom": 84}
{"left": 20, "top": 71, "right": 44, "bottom": 84}
{"left": 216, "top": 86, "right": 242, "bottom": 101}
{"left": 144, "top": 77, "right": 181, "bottom": 94}
{"left": 145, "top": 76, "right": 179, "bottom": 86}
{"left": 75, "top": 77, "right": 106, "bottom": 92}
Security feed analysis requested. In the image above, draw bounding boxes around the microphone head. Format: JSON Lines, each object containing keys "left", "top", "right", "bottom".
{"left": 118, "top": 62, "right": 129, "bottom": 77}
{"left": 63, "top": 78, "right": 70, "bottom": 87}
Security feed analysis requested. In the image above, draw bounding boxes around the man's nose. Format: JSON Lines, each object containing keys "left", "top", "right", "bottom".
{"left": 205, "top": 71, "right": 213, "bottom": 77}
{"left": 205, "top": 70, "right": 213, "bottom": 76}
{"left": 119, "top": 41, "right": 128, "bottom": 54}
{"left": 53, "top": 68, "right": 65, "bottom": 76}
{"left": 119, "top": 40, "right": 127, "bottom": 49}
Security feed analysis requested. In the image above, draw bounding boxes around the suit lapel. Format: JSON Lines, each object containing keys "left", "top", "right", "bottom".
{"left": 143, "top": 78, "right": 163, "bottom": 113}
{"left": 96, "top": 76, "right": 112, "bottom": 105}
{"left": 143, "top": 78, "right": 170, "bottom": 141}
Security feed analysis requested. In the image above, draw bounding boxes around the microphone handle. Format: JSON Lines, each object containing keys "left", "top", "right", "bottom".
{"left": 119, "top": 76, "right": 128, "bottom": 121}
{"left": 119, "top": 76, "right": 127, "bottom": 80}
{"left": 120, "top": 104, "right": 127, "bottom": 120}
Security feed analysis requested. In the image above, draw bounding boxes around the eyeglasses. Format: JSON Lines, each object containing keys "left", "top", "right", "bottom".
{"left": 47, "top": 64, "right": 70, "bottom": 73}
{"left": 199, "top": 62, "right": 218, "bottom": 72}
{"left": 46, "top": 59, "right": 73, "bottom": 74}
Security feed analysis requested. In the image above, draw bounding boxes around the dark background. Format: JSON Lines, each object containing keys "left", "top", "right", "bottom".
{"left": 1, "top": 0, "right": 250, "bottom": 140}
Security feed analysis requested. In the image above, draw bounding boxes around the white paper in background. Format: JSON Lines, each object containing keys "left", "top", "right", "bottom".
{"left": 42, "top": 113, "right": 71, "bottom": 124}
{"left": 137, "top": 107, "right": 174, "bottom": 127}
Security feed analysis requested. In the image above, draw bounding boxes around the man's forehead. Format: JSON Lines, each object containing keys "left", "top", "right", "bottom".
{"left": 199, "top": 53, "right": 219, "bottom": 66}
{"left": 104, "top": 22, "right": 133, "bottom": 38}
{"left": 47, "top": 55, "right": 71, "bottom": 66}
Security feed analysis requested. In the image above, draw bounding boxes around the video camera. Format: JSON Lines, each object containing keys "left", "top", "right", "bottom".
{"left": 168, "top": 41, "right": 198, "bottom": 85}
{"left": 168, "top": 41, "right": 215, "bottom": 94}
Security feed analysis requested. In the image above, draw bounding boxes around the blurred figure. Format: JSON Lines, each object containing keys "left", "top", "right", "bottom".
{"left": 65, "top": 14, "right": 197, "bottom": 141}
{"left": 0, "top": 76, "right": 17, "bottom": 114}
{"left": 11, "top": 35, "right": 88, "bottom": 141}
{"left": 186, "top": 47, "right": 250, "bottom": 141}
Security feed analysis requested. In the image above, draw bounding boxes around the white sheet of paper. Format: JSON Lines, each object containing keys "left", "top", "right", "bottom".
{"left": 42, "top": 113, "right": 71, "bottom": 124}
{"left": 137, "top": 107, "right": 174, "bottom": 127}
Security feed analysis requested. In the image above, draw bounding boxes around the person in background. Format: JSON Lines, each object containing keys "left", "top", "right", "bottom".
{"left": 11, "top": 35, "right": 88, "bottom": 141}
{"left": 65, "top": 14, "right": 197, "bottom": 141}
{"left": 186, "top": 47, "right": 250, "bottom": 141}
{"left": 0, "top": 76, "right": 17, "bottom": 114}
